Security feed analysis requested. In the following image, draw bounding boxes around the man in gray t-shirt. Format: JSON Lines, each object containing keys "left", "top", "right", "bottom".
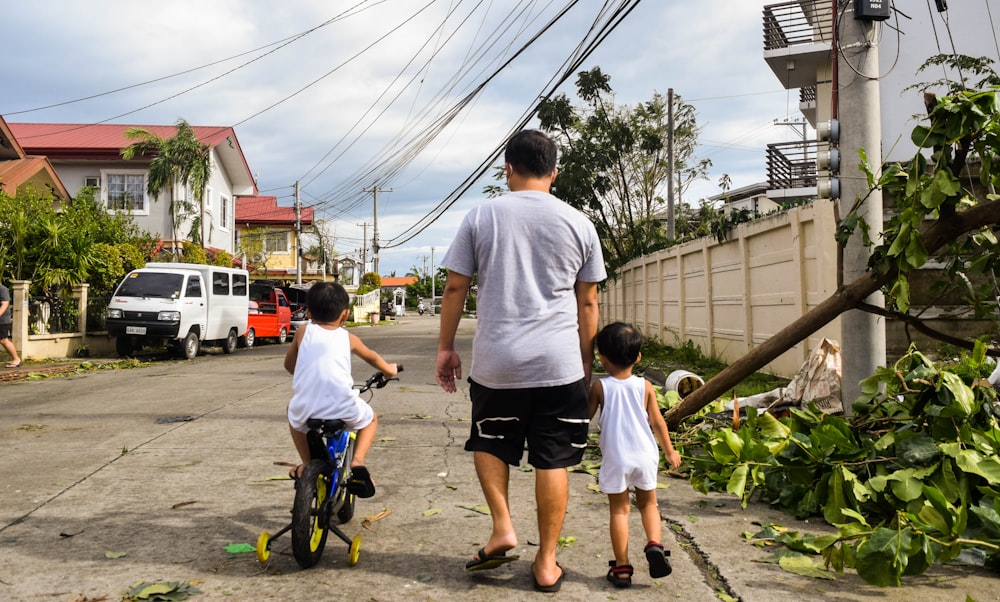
{"left": 0, "top": 284, "right": 22, "bottom": 368}
{"left": 436, "top": 130, "right": 606, "bottom": 591}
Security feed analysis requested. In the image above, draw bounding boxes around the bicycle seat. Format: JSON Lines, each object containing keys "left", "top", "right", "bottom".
{"left": 306, "top": 418, "right": 347, "bottom": 435}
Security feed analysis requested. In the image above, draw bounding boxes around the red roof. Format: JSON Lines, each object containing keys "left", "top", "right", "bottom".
{"left": 235, "top": 196, "right": 314, "bottom": 226}
{"left": 381, "top": 277, "right": 418, "bottom": 287}
{"left": 7, "top": 122, "right": 238, "bottom": 159}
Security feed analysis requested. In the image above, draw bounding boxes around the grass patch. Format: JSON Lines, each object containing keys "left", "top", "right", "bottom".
{"left": 636, "top": 339, "right": 788, "bottom": 398}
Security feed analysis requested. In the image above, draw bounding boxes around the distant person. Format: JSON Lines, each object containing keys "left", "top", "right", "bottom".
{"left": 588, "top": 322, "right": 681, "bottom": 588}
{"left": 436, "top": 129, "right": 606, "bottom": 592}
{"left": 0, "top": 283, "right": 21, "bottom": 368}
{"left": 284, "top": 281, "right": 397, "bottom": 497}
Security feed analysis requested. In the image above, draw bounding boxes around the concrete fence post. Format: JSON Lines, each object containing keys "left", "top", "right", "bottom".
{"left": 11, "top": 280, "right": 29, "bottom": 358}
{"left": 74, "top": 283, "right": 89, "bottom": 335}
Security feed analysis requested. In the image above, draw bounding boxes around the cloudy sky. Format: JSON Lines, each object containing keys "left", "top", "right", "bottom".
{"left": 2, "top": 0, "right": 799, "bottom": 276}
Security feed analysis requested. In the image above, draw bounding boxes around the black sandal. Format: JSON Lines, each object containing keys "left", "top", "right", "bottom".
{"left": 606, "top": 561, "right": 633, "bottom": 588}
{"left": 346, "top": 465, "right": 376, "bottom": 498}
{"left": 644, "top": 541, "right": 672, "bottom": 578}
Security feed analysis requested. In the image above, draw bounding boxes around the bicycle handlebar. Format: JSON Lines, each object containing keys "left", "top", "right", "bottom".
{"left": 358, "top": 364, "right": 404, "bottom": 393}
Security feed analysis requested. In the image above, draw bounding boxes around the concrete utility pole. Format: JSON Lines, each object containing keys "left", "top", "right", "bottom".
{"left": 837, "top": 3, "right": 885, "bottom": 411}
{"left": 294, "top": 181, "right": 302, "bottom": 285}
{"left": 357, "top": 222, "right": 369, "bottom": 273}
{"left": 430, "top": 246, "right": 436, "bottom": 316}
{"left": 666, "top": 87, "right": 675, "bottom": 239}
{"left": 363, "top": 184, "right": 392, "bottom": 275}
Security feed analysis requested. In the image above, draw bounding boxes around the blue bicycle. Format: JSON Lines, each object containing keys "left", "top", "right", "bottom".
{"left": 257, "top": 366, "right": 402, "bottom": 568}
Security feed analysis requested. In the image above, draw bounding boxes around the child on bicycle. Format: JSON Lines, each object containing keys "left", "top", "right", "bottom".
{"left": 588, "top": 322, "right": 682, "bottom": 588}
{"left": 284, "top": 281, "right": 397, "bottom": 498}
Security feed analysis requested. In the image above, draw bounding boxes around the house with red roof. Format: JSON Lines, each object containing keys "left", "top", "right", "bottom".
{"left": 7, "top": 121, "right": 255, "bottom": 255}
{"left": 0, "top": 116, "right": 71, "bottom": 202}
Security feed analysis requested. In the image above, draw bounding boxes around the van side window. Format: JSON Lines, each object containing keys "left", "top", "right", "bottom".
{"left": 186, "top": 276, "right": 203, "bottom": 298}
{"left": 233, "top": 274, "right": 247, "bottom": 297}
{"left": 213, "top": 272, "right": 230, "bottom": 295}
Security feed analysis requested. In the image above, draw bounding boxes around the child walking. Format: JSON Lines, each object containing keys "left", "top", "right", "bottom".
{"left": 284, "top": 281, "right": 397, "bottom": 498}
{"left": 588, "top": 322, "right": 682, "bottom": 588}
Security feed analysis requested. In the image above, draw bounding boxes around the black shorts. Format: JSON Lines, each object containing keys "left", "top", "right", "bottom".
{"left": 465, "top": 378, "right": 590, "bottom": 469}
{"left": 0, "top": 323, "right": 11, "bottom": 340}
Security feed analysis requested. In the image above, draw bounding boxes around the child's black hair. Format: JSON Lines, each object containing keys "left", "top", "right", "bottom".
{"left": 596, "top": 322, "right": 643, "bottom": 368}
{"left": 306, "top": 281, "right": 350, "bottom": 323}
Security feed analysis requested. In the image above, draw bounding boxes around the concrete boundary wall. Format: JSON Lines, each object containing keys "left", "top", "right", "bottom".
{"left": 599, "top": 201, "right": 841, "bottom": 378}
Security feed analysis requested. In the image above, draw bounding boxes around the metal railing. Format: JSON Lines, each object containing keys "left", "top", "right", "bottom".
{"left": 28, "top": 296, "right": 79, "bottom": 335}
{"left": 763, "top": 1, "right": 834, "bottom": 51}
{"left": 766, "top": 140, "right": 819, "bottom": 190}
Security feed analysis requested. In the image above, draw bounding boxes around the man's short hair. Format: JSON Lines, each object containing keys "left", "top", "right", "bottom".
{"left": 596, "top": 322, "right": 643, "bottom": 368}
{"left": 504, "top": 130, "right": 557, "bottom": 178}
{"left": 307, "top": 281, "right": 350, "bottom": 322}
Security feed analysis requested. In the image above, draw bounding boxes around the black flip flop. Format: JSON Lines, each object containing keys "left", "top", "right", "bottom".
{"left": 465, "top": 547, "right": 519, "bottom": 571}
{"left": 532, "top": 564, "right": 565, "bottom": 593}
{"left": 346, "top": 465, "right": 376, "bottom": 498}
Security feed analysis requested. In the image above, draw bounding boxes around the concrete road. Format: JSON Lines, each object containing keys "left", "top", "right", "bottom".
{"left": 0, "top": 318, "right": 996, "bottom": 601}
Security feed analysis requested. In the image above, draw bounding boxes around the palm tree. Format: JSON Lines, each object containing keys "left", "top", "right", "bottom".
{"left": 121, "top": 119, "right": 212, "bottom": 258}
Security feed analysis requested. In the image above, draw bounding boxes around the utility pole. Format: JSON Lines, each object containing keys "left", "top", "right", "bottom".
{"left": 837, "top": 3, "right": 885, "bottom": 412}
{"left": 294, "top": 181, "right": 302, "bottom": 285}
{"left": 666, "top": 88, "right": 675, "bottom": 239}
{"left": 363, "top": 183, "right": 392, "bottom": 275}
{"left": 430, "top": 246, "right": 436, "bottom": 316}
{"left": 357, "top": 223, "right": 369, "bottom": 273}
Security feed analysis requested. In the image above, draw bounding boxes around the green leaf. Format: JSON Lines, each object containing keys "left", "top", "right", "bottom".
{"left": 727, "top": 464, "right": 749, "bottom": 498}
{"left": 225, "top": 543, "right": 256, "bottom": 554}
{"left": 887, "top": 469, "right": 925, "bottom": 502}
{"left": 957, "top": 450, "right": 1000, "bottom": 485}
{"left": 940, "top": 372, "right": 975, "bottom": 416}
{"left": 778, "top": 554, "right": 836, "bottom": 580}
{"left": 105, "top": 550, "right": 128, "bottom": 559}
{"left": 422, "top": 508, "right": 442, "bottom": 517}
{"left": 758, "top": 411, "right": 791, "bottom": 439}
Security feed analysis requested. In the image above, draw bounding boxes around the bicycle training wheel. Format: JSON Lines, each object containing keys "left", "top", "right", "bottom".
{"left": 349, "top": 534, "right": 362, "bottom": 566}
{"left": 291, "top": 460, "right": 330, "bottom": 568}
{"left": 256, "top": 531, "right": 271, "bottom": 564}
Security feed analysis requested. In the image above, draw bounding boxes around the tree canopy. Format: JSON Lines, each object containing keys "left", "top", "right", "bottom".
{"left": 0, "top": 186, "right": 151, "bottom": 296}
{"left": 121, "top": 118, "right": 212, "bottom": 251}
{"left": 536, "top": 67, "right": 710, "bottom": 277}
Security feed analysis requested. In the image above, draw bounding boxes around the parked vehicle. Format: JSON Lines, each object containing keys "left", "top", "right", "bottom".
{"left": 284, "top": 283, "right": 312, "bottom": 332}
{"left": 244, "top": 284, "right": 292, "bottom": 347}
{"left": 106, "top": 263, "right": 250, "bottom": 359}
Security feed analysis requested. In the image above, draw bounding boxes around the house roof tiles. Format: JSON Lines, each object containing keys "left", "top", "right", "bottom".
{"left": 235, "top": 195, "right": 314, "bottom": 226}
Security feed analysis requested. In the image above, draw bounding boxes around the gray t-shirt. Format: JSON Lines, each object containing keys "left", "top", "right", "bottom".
{"left": 442, "top": 190, "right": 606, "bottom": 388}
{"left": 0, "top": 285, "right": 11, "bottom": 325}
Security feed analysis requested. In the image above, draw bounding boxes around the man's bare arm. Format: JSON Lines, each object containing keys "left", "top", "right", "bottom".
{"left": 575, "top": 280, "right": 599, "bottom": 385}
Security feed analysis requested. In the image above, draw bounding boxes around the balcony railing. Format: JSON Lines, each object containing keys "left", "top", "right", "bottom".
{"left": 766, "top": 140, "right": 819, "bottom": 191}
{"left": 763, "top": 1, "right": 833, "bottom": 51}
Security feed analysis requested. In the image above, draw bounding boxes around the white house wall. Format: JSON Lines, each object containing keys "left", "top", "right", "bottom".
{"left": 876, "top": 5, "right": 999, "bottom": 162}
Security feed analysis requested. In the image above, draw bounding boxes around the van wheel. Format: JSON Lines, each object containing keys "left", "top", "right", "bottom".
{"left": 222, "top": 328, "right": 238, "bottom": 354}
{"left": 240, "top": 328, "right": 255, "bottom": 350}
{"left": 278, "top": 327, "right": 288, "bottom": 344}
{"left": 115, "top": 336, "right": 134, "bottom": 358}
{"left": 180, "top": 331, "right": 200, "bottom": 360}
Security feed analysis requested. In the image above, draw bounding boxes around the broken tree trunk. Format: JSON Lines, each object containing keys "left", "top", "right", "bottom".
{"left": 665, "top": 198, "right": 1000, "bottom": 430}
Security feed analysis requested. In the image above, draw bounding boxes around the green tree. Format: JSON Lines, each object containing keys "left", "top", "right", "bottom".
{"left": 121, "top": 118, "right": 212, "bottom": 256}
{"left": 0, "top": 186, "right": 150, "bottom": 296}
{"left": 357, "top": 272, "right": 381, "bottom": 296}
{"left": 537, "top": 67, "right": 710, "bottom": 276}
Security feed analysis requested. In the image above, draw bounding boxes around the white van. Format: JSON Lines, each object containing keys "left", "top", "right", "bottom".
{"left": 106, "top": 263, "right": 250, "bottom": 359}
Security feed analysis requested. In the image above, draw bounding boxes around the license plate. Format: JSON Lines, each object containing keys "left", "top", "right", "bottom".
{"left": 126, "top": 326, "right": 147, "bottom": 335}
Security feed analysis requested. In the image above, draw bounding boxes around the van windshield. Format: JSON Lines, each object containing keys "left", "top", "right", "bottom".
{"left": 116, "top": 273, "right": 184, "bottom": 299}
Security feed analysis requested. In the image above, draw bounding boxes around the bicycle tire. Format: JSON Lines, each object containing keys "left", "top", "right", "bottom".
{"left": 336, "top": 492, "right": 356, "bottom": 524}
{"left": 335, "top": 434, "right": 357, "bottom": 524}
{"left": 291, "top": 460, "right": 330, "bottom": 568}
